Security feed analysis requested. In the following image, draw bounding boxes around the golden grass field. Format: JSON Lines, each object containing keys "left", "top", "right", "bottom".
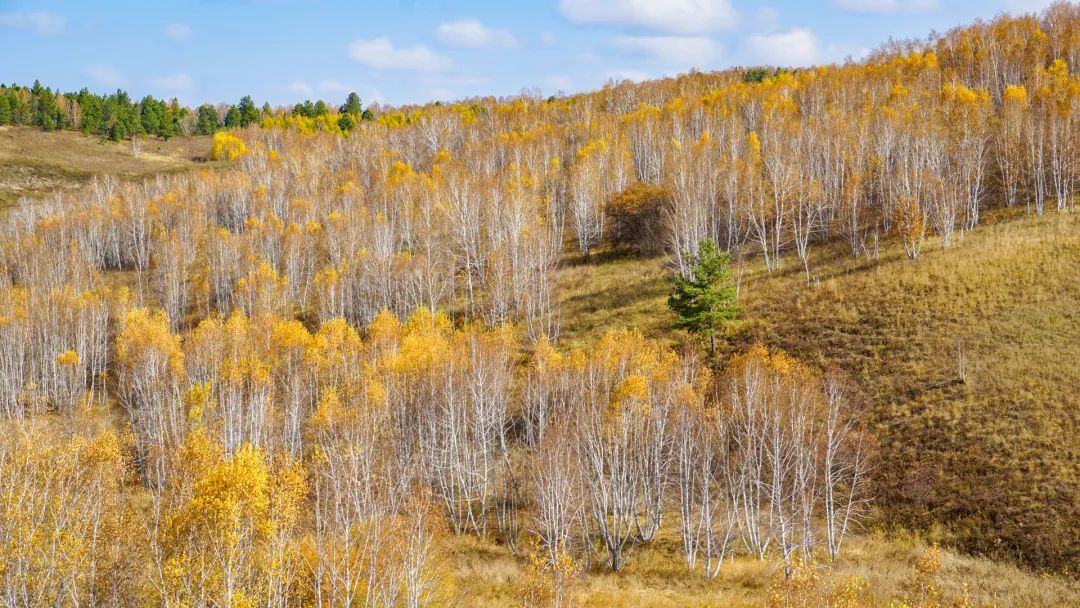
{"left": 0, "top": 126, "right": 212, "bottom": 208}
{"left": 448, "top": 526, "right": 1080, "bottom": 607}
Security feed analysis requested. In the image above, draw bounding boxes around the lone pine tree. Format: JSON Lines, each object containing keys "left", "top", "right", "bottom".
{"left": 668, "top": 241, "right": 741, "bottom": 359}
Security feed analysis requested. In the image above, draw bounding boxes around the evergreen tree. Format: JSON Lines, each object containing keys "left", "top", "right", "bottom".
{"left": 164, "top": 99, "right": 183, "bottom": 139}
{"left": 337, "top": 113, "right": 356, "bottom": 132}
{"left": 237, "top": 95, "right": 259, "bottom": 126}
{"left": 340, "top": 92, "right": 362, "bottom": 115}
{"left": 313, "top": 100, "right": 329, "bottom": 116}
{"left": 140, "top": 96, "right": 161, "bottom": 135}
{"left": 32, "top": 85, "right": 55, "bottom": 129}
{"left": 0, "top": 96, "right": 10, "bottom": 125}
{"left": 160, "top": 107, "right": 176, "bottom": 140}
{"left": 17, "top": 96, "right": 32, "bottom": 125}
{"left": 109, "top": 119, "right": 128, "bottom": 141}
{"left": 224, "top": 105, "right": 242, "bottom": 128}
{"left": 261, "top": 102, "right": 273, "bottom": 119}
{"left": 667, "top": 241, "right": 741, "bottom": 358}
{"left": 78, "top": 90, "right": 103, "bottom": 134}
{"left": 196, "top": 104, "right": 219, "bottom": 135}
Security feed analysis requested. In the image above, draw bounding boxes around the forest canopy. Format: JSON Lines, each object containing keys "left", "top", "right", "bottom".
{"left": 0, "top": 82, "right": 373, "bottom": 140}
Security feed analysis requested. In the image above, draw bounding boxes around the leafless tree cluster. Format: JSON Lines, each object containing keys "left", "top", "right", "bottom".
{"left": 525, "top": 338, "right": 871, "bottom": 575}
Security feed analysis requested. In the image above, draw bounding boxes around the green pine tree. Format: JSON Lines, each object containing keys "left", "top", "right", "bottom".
{"left": 667, "top": 241, "right": 741, "bottom": 359}
{"left": 109, "top": 119, "right": 128, "bottom": 141}
{"left": 0, "top": 96, "right": 10, "bottom": 125}
{"left": 196, "top": 104, "right": 219, "bottom": 135}
{"left": 340, "top": 92, "right": 362, "bottom": 116}
{"left": 224, "top": 105, "right": 242, "bottom": 128}
{"left": 139, "top": 96, "right": 161, "bottom": 134}
{"left": 337, "top": 113, "right": 356, "bottom": 132}
{"left": 237, "top": 95, "right": 259, "bottom": 126}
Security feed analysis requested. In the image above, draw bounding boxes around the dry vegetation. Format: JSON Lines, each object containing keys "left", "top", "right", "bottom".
{"left": 2, "top": 4, "right": 1080, "bottom": 606}
{"left": 559, "top": 208, "right": 1080, "bottom": 578}
{"left": 0, "top": 125, "right": 212, "bottom": 207}
{"left": 449, "top": 528, "right": 1080, "bottom": 606}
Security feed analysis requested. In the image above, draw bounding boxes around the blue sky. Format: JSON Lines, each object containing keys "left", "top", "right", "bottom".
{"left": 0, "top": 0, "right": 1059, "bottom": 108}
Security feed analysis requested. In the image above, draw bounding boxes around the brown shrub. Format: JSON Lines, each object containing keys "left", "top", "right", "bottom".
{"left": 606, "top": 182, "right": 668, "bottom": 256}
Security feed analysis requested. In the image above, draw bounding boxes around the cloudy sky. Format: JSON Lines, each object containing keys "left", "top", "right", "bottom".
{"left": 0, "top": 0, "right": 1060, "bottom": 108}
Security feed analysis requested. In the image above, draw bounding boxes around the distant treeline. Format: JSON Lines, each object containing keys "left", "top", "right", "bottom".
{"left": 0, "top": 81, "right": 373, "bottom": 140}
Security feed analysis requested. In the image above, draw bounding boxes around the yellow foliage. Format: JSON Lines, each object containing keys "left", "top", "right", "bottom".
{"left": 55, "top": 349, "right": 80, "bottom": 367}
{"left": 748, "top": 130, "right": 762, "bottom": 163}
{"left": 0, "top": 428, "right": 132, "bottom": 605}
{"left": 767, "top": 557, "right": 872, "bottom": 608}
{"left": 515, "top": 543, "right": 579, "bottom": 608}
{"left": 116, "top": 308, "right": 184, "bottom": 375}
{"left": 209, "top": 131, "right": 249, "bottom": 161}
{"left": 1003, "top": 84, "right": 1028, "bottom": 106}
{"left": 611, "top": 373, "right": 650, "bottom": 411}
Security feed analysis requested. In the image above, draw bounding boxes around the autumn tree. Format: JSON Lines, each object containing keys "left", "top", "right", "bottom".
{"left": 114, "top": 308, "right": 185, "bottom": 487}
{"left": 606, "top": 181, "right": 667, "bottom": 255}
{"left": 995, "top": 85, "right": 1029, "bottom": 209}
{"left": 0, "top": 428, "right": 137, "bottom": 606}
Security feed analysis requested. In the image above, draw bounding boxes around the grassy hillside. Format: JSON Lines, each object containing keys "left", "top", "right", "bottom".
{"left": 558, "top": 210, "right": 1080, "bottom": 573}
{"left": 450, "top": 528, "right": 1079, "bottom": 606}
{"left": 0, "top": 126, "right": 212, "bottom": 208}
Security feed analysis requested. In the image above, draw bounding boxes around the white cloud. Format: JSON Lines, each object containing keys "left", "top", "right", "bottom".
{"left": 288, "top": 81, "right": 315, "bottom": 96}
{"left": 347, "top": 37, "right": 450, "bottom": 71}
{"left": 288, "top": 80, "right": 383, "bottom": 105}
{"left": 557, "top": 0, "right": 737, "bottom": 34}
{"left": 164, "top": 22, "right": 190, "bottom": 41}
{"left": 85, "top": 65, "right": 123, "bottom": 88}
{"left": 753, "top": 6, "right": 780, "bottom": 33}
{"left": 0, "top": 10, "right": 65, "bottom": 35}
{"left": 544, "top": 75, "right": 574, "bottom": 92}
{"left": 436, "top": 19, "right": 516, "bottom": 48}
{"left": 1002, "top": 0, "right": 1056, "bottom": 12}
{"left": 426, "top": 87, "right": 456, "bottom": 102}
{"left": 830, "top": 0, "right": 938, "bottom": 14}
{"left": 364, "top": 89, "right": 387, "bottom": 106}
{"left": 744, "top": 28, "right": 820, "bottom": 67}
{"left": 448, "top": 74, "right": 491, "bottom": 87}
{"left": 318, "top": 80, "right": 352, "bottom": 94}
{"left": 150, "top": 73, "right": 194, "bottom": 92}
{"left": 606, "top": 68, "right": 652, "bottom": 82}
{"left": 610, "top": 35, "right": 718, "bottom": 67}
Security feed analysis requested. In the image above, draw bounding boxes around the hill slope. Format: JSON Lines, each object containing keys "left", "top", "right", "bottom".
{"left": 0, "top": 126, "right": 211, "bottom": 208}
{"left": 559, "top": 210, "right": 1080, "bottom": 572}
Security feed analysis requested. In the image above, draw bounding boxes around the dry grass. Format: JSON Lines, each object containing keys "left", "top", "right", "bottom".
{"left": 555, "top": 251, "right": 674, "bottom": 350}
{"left": 734, "top": 211, "right": 1080, "bottom": 572}
{"left": 447, "top": 528, "right": 1079, "bottom": 607}
{"left": 0, "top": 126, "right": 214, "bottom": 208}
{"left": 555, "top": 210, "right": 1080, "bottom": 574}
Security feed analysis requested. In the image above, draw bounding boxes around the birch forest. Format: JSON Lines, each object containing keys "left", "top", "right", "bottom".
{"left": 2, "top": 2, "right": 1080, "bottom": 606}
